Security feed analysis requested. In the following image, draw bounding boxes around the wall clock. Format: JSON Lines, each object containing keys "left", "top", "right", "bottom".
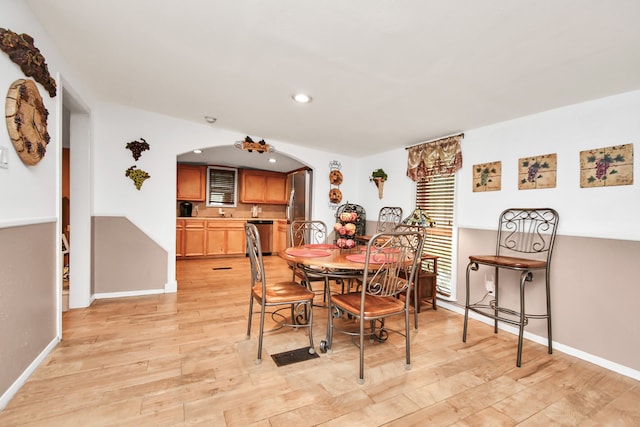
{"left": 5, "top": 79, "right": 50, "bottom": 165}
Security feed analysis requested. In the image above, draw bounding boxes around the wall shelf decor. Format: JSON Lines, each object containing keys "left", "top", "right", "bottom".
{"left": 370, "top": 168, "right": 387, "bottom": 199}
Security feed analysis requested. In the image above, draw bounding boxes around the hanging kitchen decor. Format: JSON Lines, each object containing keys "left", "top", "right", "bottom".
{"left": 328, "top": 160, "right": 343, "bottom": 209}
{"left": 234, "top": 136, "right": 274, "bottom": 153}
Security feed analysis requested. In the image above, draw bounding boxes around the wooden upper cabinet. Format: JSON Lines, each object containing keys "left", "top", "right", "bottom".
{"left": 239, "top": 169, "right": 288, "bottom": 204}
{"left": 177, "top": 164, "right": 206, "bottom": 201}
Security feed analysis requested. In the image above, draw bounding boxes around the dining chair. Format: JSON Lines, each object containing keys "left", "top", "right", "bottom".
{"left": 394, "top": 223, "right": 431, "bottom": 329}
{"left": 289, "top": 220, "right": 337, "bottom": 302}
{"left": 324, "top": 229, "right": 424, "bottom": 383}
{"left": 245, "top": 223, "right": 315, "bottom": 364}
{"left": 377, "top": 206, "right": 403, "bottom": 232}
{"left": 462, "top": 208, "right": 559, "bottom": 367}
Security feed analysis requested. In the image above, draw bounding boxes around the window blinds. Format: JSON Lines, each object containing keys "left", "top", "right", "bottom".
{"left": 207, "top": 167, "right": 237, "bottom": 206}
{"left": 416, "top": 174, "right": 455, "bottom": 296}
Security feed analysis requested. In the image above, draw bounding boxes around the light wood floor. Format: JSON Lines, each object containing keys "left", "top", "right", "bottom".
{"left": 2, "top": 257, "right": 638, "bottom": 426}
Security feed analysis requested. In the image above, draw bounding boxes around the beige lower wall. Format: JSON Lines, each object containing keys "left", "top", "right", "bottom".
{"left": 92, "top": 217, "right": 168, "bottom": 294}
{"left": 0, "top": 222, "right": 56, "bottom": 398}
{"left": 457, "top": 228, "right": 640, "bottom": 372}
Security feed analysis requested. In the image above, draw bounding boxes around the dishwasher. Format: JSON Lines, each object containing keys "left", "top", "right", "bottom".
{"left": 247, "top": 220, "right": 273, "bottom": 255}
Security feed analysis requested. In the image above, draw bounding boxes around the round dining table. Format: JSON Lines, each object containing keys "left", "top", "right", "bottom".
{"left": 279, "top": 244, "right": 396, "bottom": 352}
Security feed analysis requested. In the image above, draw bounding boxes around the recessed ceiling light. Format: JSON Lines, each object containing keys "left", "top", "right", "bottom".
{"left": 269, "top": 158, "right": 277, "bottom": 163}
{"left": 292, "top": 93, "right": 312, "bottom": 103}
{"left": 193, "top": 149, "right": 202, "bottom": 154}
{"left": 204, "top": 116, "right": 217, "bottom": 124}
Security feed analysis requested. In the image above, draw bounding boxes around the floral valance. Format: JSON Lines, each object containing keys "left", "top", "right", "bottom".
{"left": 406, "top": 134, "right": 464, "bottom": 182}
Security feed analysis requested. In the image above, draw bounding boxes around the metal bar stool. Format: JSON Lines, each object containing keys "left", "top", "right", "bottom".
{"left": 462, "top": 208, "right": 559, "bottom": 367}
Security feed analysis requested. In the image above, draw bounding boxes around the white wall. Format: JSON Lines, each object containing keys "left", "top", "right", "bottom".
{"left": 92, "top": 102, "right": 359, "bottom": 290}
{"left": 457, "top": 90, "right": 640, "bottom": 241}
{"left": 359, "top": 149, "right": 416, "bottom": 226}
{"left": 0, "top": 1, "right": 58, "bottom": 224}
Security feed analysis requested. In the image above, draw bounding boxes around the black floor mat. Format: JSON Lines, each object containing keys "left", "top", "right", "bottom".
{"left": 271, "top": 347, "right": 319, "bottom": 367}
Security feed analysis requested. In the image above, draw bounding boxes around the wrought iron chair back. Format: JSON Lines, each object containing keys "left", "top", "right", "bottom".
{"left": 377, "top": 206, "right": 403, "bottom": 233}
{"left": 244, "top": 223, "right": 315, "bottom": 364}
{"left": 323, "top": 230, "right": 424, "bottom": 383}
{"left": 290, "top": 220, "right": 328, "bottom": 247}
{"left": 495, "top": 208, "right": 559, "bottom": 260}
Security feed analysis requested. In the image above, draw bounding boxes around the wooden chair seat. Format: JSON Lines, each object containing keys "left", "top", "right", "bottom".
{"left": 251, "top": 282, "right": 314, "bottom": 304}
{"left": 469, "top": 255, "right": 547, "bottom": 269}
{"left": 332, "top": 293, "right": 405, "bottom": 318}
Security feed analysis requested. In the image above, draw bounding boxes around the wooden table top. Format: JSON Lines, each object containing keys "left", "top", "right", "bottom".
{"left": 279, "top": 246, "right": 370, "bottom": 271}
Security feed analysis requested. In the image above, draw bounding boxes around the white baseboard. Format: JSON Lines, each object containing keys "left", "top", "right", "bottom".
{"left": 94, "top": 288, "right": 165, "bottom": 299}
{"left": 0, "top": 336, "right": 59, "bottom": 411}
{"left": 437, "top": 300, "right": 640, "bottom": 381}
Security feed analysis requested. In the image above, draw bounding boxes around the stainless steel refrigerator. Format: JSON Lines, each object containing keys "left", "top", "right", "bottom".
{"left": 286, "top": 169, "right": 313, "bottom": 229}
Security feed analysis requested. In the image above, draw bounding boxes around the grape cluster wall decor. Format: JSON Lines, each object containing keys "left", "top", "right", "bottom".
{"left": 125, "top": 137, "right": 151, "bottom": 190}
{"left": 5, "top": 79, "right": 50, "bottom": 165}
{"left": 580, "top": 144, "right": 633, "bottom": 188}
{"left": 518, "top": 153, "right": 557, "bottom": 190}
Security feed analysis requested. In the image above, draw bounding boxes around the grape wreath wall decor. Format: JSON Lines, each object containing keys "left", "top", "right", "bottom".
{"left": 125, "top": 137, "right": 151, "bottom": 190}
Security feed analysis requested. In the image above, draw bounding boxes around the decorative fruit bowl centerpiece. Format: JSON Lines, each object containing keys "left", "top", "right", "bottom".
{"left": 334, "top": 211, "right": 358, "bottom": 249}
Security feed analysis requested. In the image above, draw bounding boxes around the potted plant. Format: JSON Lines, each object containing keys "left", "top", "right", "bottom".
{"left": 370, "top": 169, "right": 388, "bottom": 199}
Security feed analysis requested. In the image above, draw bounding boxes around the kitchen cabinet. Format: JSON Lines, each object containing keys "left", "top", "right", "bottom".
{"left": 177, "top": 219, "right": 246, "bottom": 258}
{"left": 205, "top": 220, "right": 246, "bottom": 256}
{"left": 273, "top": 219, "right": 289, "bottom": 253}
{"left": 177, "top": 164, "right": 206, "bottom": 201}
{"left": 239, "top": 170, "right": 288, "bottom": 204}
{"left": 183, "top": 219, "right": 206, "bottom": 256}
{"left": 176, "top": 219, "right": 185, "bottom": 257}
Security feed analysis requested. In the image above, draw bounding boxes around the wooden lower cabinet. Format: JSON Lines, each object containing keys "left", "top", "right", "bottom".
{"left": 174, "top": 219, "right": 246, "bottom": 258}
{"left": 184, "top": 220, "right": 206, "bottom": 257}
{"left": 273, "top": 220, "right": 288, "bottom": 253}
{"left": 206, "top": 220, "right": 246, "bottom": 256}
{"left": 176, "top": 220, "right": 185, "bottom": 257}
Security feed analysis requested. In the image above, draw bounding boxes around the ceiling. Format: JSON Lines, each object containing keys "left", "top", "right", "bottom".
{"left": 26, "top": 0, "right": 640, "bottom": 165}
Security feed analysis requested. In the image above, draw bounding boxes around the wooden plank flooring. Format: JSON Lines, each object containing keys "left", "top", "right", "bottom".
{"left": 1, "top": 256, "right": 638, "bottom": 426}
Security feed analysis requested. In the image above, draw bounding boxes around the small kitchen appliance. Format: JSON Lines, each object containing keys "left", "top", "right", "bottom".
{"left": 179, "top": 201, "right": 193, "bottom": 217}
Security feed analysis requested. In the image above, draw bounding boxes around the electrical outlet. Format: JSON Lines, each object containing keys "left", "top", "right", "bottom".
{"left": 0, "top": 146, "right": 8, "bottom": 169}
{"left": 484, "top": 273, "right": 494, "bottom": 294}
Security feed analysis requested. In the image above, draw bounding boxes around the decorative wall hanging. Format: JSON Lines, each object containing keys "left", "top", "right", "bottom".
{"left": 370, "top": 168, "right": 387, "bottom": 199}
{"left": 580, "top": 144, "right": 633, "bottom": 188}
{"left": 518, "top": 153, "right": 557, "bottom": 190}
{"left": 472, "top": 161, "right": 501, "bottom": 192}
{"left": 234, "top": 136, "right": 274, "bottom": 153}
{"left": 126, "top": 137, "right": 150, "bottom": 161}
{"left": 328, "top": 160, "right": 343, "bottom": 209}
{"left": 5, "top": 79, "right": 50, "bottom": 165}
{"left": 0, "top": 28, "right": 57, "bottom": 97}
{"left": 125, "top": 165, "right": 151, "bottom": 190}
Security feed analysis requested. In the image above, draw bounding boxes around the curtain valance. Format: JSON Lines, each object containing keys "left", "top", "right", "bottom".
{"left": 406, "top": 134, "right": 464, "bottom": 182}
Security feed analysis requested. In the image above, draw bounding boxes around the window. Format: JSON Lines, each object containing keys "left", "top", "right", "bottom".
{"left": 206, "top": 166, "right": 237, "bottom": 207}
{"left": 416, "top": 174, "right": 455, "bottom": 297}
